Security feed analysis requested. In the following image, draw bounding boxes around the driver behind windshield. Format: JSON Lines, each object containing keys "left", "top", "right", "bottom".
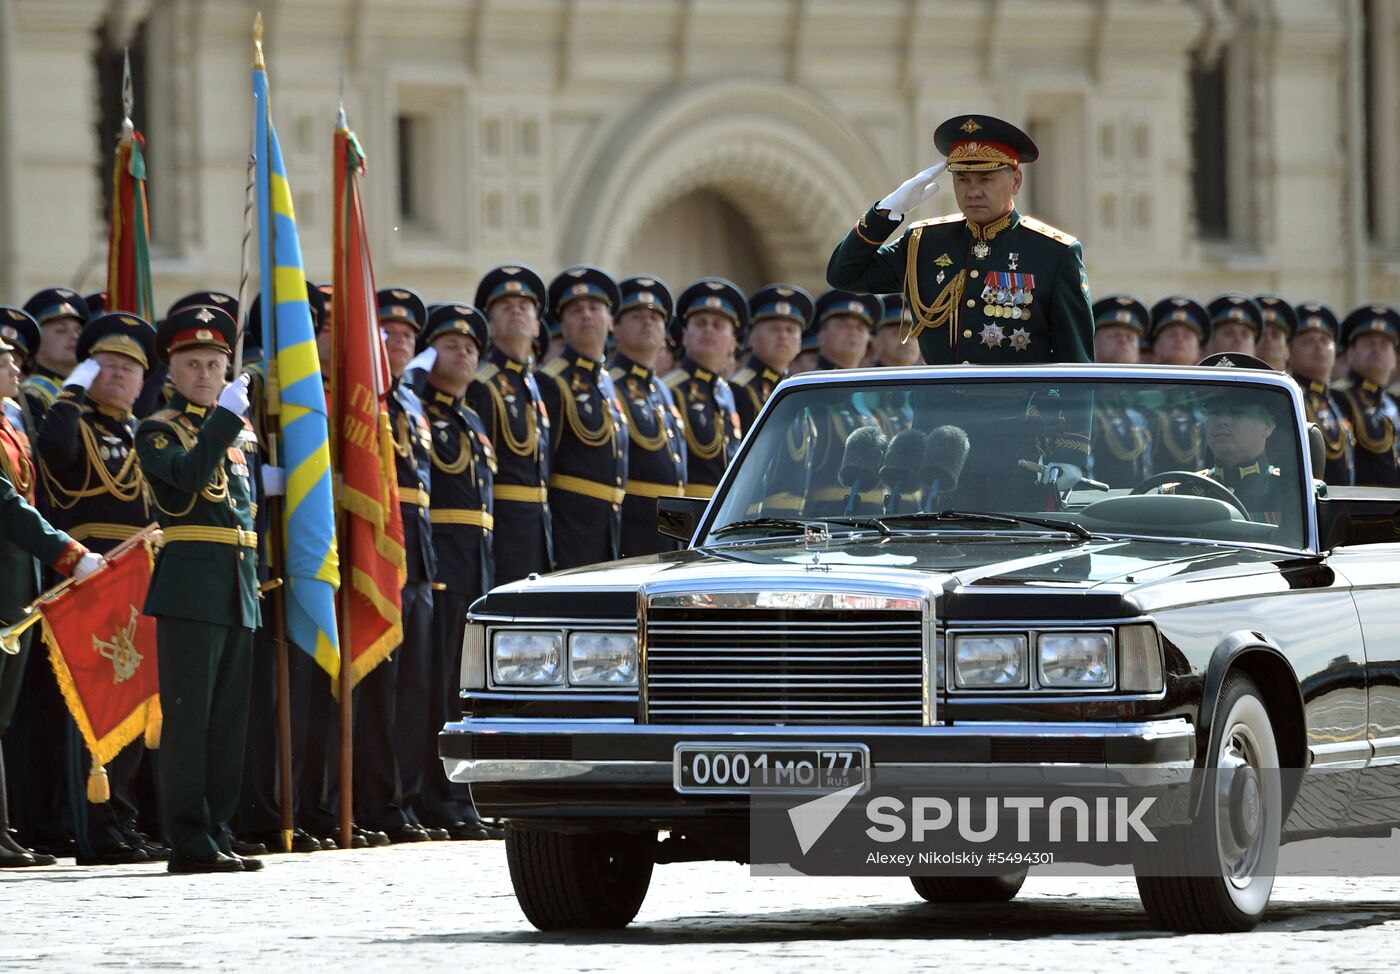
{"left": 1199, "top": 398, "right": 1282, "bottom": 525}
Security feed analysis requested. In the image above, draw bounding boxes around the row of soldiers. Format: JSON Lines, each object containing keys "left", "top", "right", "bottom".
{"left": 1086, "top": 292, "right": 1400, "bottom": 488}
{"left": 0, "top": 268, "right": 913, "bottom": 866}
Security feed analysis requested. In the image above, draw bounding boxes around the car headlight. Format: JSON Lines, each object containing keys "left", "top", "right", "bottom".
{"left": 952, "top": 634, "right": 1028, "bottom": 688}
{"left": 1038, "top": 632, "right": 1114, "bottom": 689}
{"left": 492, "top": 630, "right": 563, "bottom": 686}
{"left": 568, "top": 631, "right": 638, "bottom": 687}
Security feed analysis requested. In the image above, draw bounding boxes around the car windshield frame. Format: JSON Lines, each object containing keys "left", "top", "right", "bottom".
{"left": 696, "top": 364, "right": 1319, "bottom": 554}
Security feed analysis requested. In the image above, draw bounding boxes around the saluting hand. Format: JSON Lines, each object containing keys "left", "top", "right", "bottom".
{"left": 877, "top": 162, "right": 947, "bottom": 220}
{"left": 217, "top": 374, "right": 251, "bottom": 416}
{"left": 65, "top": 359, "right": 102, "bottom": 391}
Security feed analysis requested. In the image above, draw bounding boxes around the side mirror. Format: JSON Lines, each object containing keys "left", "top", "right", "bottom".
{"left": 1307, "top": 423, "right": 1326, "bottom": 481}
{"left": 657, "top": 495, "right": 708, "bottom": 544}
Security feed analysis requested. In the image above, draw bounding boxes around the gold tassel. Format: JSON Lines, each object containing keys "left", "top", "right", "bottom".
{"left": 87, "top": 764, "right": 111, "bottom": 803}
{"left": 144, "top": 713, "right": 162, "bottom": 749}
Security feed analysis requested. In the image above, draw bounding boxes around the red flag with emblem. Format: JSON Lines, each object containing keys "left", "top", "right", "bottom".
{"left": 331, "top": 112, "right": 406, "bottom": 690}
{"left": 39, "top": 528, "right": 161, "bottom": 802}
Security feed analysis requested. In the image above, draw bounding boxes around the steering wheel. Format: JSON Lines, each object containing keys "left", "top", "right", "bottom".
{"left": 1129, "top": 470, "right": 1251, "bottom": 520}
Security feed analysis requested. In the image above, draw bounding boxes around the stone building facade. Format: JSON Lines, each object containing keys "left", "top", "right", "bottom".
{"left": 1, "top": 0, "right": 1397, "bottom": 314}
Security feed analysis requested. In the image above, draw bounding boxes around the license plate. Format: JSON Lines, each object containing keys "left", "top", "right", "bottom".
{"left": 673, "top": 743, "right": 870, "bottom": 794}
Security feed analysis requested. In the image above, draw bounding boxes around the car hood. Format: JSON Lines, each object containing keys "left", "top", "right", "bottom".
{"left": 473, "top": 535, "right": 1303, "bottom": 620}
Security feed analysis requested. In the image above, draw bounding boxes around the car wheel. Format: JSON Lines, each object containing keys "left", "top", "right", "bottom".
{"left": 505, "top": 825, "right": 654, "bottom": 931}
{"left": 910, "top": 868, "right": 1028, "bottom": 903}
{"left": 1135, "top": 671, "right": 1281, "bottom": 933}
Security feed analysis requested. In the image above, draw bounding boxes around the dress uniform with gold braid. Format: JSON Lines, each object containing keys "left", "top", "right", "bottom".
{"left": 732, "top": 284, "right": 813, "bottom": 432}
{"left": 663, "top": 279, "right": 746, "bottom": 500}
{"left": 36, "top": 313, "right": 160, "bottom": 865}
{"left": 826, "top": 115, "right": 1093, "bottom": 368}
{"left": 1088, "top": 296, "right": 1154, "bottom": 488}
{"left": 1288, "top": 302, "right": 1355, "bottom": 487}
{"left": 1146, "top": 297, "right": 1210, "bottom": 474}
{"left": 539, "top": 267, "right": 629, "bottom": 569}
{"left": 19, "top": 288, "right": 88, "bottom": 428}
{"left": 0, "top": 325, "right": 92, "bottom": 869}
{"left": 467, "top": 266, "right": 551, "bottom": 586}
{"left": 136, "top": 306, "right": 262, "bottom": 873}
{"left": 418, "top": 304, "right": 498, "bottom": 839}
{"left": 1334, "top": 305, "right": 1400, "bottom": 487}
{"left": 609, "top": 277, "right": 687, "bottom": 558}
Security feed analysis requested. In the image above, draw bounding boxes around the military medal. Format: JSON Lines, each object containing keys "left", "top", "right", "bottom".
{"left": 1010, "top": 327, "right": 1031, "bottom": 351}
{"left": 980, "top": 323, "right": 1005, "bottom": 347}
{"left": 936, "top": 270, "right": 945, "bottom": 285}
{"left": 973, "top": 241, "right": 990, "bottom": 260}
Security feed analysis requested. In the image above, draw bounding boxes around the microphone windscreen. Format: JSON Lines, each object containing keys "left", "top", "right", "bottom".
{"left": 879, "top": 429, "right": 926, "bottom": 487}
{"left": 839, "top": 425, "right": 888, "bottom": 487}
{"left": 923, "top": 424, "right": 971, "bottom": 492}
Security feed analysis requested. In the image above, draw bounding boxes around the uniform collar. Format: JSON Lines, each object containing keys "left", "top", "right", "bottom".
{"left": 563, "top": 345, "right": 602, "bottom": 376}
{"left": 90, "top": 397, "right": 132, "bottom": 423}
{"left": 167, "top": 393, "right": 208, "bottom": 423}
{"left": 611, "top": 352, "right": 654, "bottom": 382}
{"left": 1291, "top": 372, "right": 1328, "bottom": 395}
{"left": 681, "top": 356, "right": 719, "bottom": 385}
{"left": 966, "top": 207, "right": 1019, "bottom": 242}
{"left": 746, "top": 354, "right": 784, "bottom": 384}
{"left": 32, "top": 363, "right": 64, "bottom": 381}
{"left": 1212, "top": 460, "right": 1266, "bottom": 482}
{"left": 425, "top": 379, "right": 463, "bottom": 408}
{"left": 489, "top": 346, "right": 529, "bottom": 373}
{"left": 815, "top": 354, "right": 852, "bottom": 372}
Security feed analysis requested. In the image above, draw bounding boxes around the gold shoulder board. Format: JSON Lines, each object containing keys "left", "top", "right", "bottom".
{"left": 540, "top": 357, "right": 568, "bottom": 377}
{"left": 905, "top": 213, "right": 964, "bottom": 230}
{"left": 1017, "top": 215, "right": 1078, "bottom": 246}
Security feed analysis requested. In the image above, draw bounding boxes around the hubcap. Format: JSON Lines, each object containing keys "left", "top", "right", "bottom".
{"left": 1216, "top": 723, "right": 1266, "bottom": 890}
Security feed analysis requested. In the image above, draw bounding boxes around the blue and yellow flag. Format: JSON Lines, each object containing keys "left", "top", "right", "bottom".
{"left": 254, "top": 47, "right": 341, "bottom": 677}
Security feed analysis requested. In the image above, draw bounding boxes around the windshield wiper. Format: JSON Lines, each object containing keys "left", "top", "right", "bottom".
{"left": 710, "top": 515, "right": 893, "bottom": 538}
{"left": 883, "top": 509, "right": 1092, "bottom": 541}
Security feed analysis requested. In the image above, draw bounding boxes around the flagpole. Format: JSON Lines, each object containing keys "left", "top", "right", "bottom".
{"left": 333, "top": 99, "right": 355, "bottom": 853}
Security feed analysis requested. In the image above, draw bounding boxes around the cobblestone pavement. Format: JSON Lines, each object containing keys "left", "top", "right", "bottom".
{"left": 5, "top": 842, "right": 1400, "bottom": 971}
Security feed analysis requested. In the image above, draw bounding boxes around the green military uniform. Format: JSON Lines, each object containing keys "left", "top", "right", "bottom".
{"left": 135, "top": 306, "right": 260, "bottom": 873}
{"left": 825, "top": 115, "right": 1091, "bottom": 366}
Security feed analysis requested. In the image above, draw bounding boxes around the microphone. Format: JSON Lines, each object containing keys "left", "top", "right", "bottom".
{"left": 922, "top": 425, "right": 970, "bottom": 505}
{"left": 839, "top": 425, "right": 888, "bottom": 514}
{"left": 879, "top": 429, "right": 927, "bottom": 514}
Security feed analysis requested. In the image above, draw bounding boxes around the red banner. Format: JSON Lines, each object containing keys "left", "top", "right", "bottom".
{"left": 41, "top": 532, "right": 161, "bottom": 801}
{"left": 332, "top": 123, "right": 406, "bottom": 690}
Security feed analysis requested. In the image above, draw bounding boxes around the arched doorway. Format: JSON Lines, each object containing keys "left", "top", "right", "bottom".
{"left": 614, "top": 189, "right": 774, "bottom": 293}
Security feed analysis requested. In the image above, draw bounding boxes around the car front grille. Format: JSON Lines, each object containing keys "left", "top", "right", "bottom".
{"left": 644, "top": 607, "right": 926, "bottom": 725}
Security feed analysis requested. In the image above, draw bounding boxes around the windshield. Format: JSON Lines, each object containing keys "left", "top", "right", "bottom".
{"left": 705, "top": 375, "right": 1308, "bottom": 550}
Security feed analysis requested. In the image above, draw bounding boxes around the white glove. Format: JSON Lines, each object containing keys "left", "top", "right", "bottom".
{"left": 73, "top": 552, "right": 105, "bottom": 580}
{"left": 260, "top": 465, "right": 285, "bottom": 498}
{"left": 1038, "top": 461, "right": 1083, "bottom": 493}
{"left": 877, "top": 162, "right": 947, "bottom": 220}
{"left": 405, "top": 346, "right": 437, "bottom": 374}
{"left": 217, "top": 374, "right": 251, "bottom": 416}
{"left": 65, "top": 359, "right": 102, "bottom": 391}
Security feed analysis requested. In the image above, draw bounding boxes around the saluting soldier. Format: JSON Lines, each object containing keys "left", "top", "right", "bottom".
{"left": 418, "top": 304, "right": 499, "bottom": 840}
{"left": 1205, "top": 294, "right": 1263, "bottom": 358}
{"left": 1334, "top": 305, "right": 1400, "bottom": 487}
{"left": 136, "top": 306, "right": 263, "bottom": 874}
{"left": 1287, "top": 302, "right": 1354, "bottom": 486}
{"left": 36, "top": 312, "right": 161, "bottom": 865}
{"left": 827, "top": 114, "right": 1093, "bottom": 367}
{"left": 0, "top": 330, "right": 102, "bottom": 868}
{"left": 609, "top": 277, "right": 686, "bottom": 557}
{"left": 663, "top": 279, "right": 747, "bottom": 500}
{"left": 467, "top": 265, "right": 551, "bottom": 585}
{"left": 732, "top": 284, "right": 812, "bottom": 432}
{"left": 1146, "top": 297, "right": 1210, "bottom": 473}
{"left": 19, "top": 289, "right": 87, "bottom": 426}
{"left": 1088, "top": 297, "right": 1154, "bottom": 488}
{"left": 0, "top": 308, "right": 40, "bottom": 437}
{"left": 538, "top": 266, "right": 629, "bottom": 570}
{"left": 1255, "top": 295, "right": 1294, "bottom": 372}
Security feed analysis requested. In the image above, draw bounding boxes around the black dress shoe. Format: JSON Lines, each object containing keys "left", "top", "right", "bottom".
{"left": 77, "top": 845, "right": 151, "bottom": 866}
{"left": 386, "top": 824, "right": 431, "bottom": 844}
{"left": 228, "top": 853, "right": 264, "bottom": 872}
{"left": 318, "top": 832, "right": 368, "bottom": 850}
{"left": 420, "top": 825, "right": 450, "bottom": 841}
{"left": 230, "top": 838, "right": 268, "bottom": 857}
{"left": 446, "top": 819, "right": 503, "bottom": 841}
{"left": 356, "top": 827, "right": 390, "bottom": 848}
{"left": 0, "top": 830, "right": 56, "bottom": 865}
{"left": 139, "top": 844, "right": 171, "bottom": 861}
{"left": 0, "top": 847, "right": 41, "bottom": 868}
{"left": 167, "top": 853, "right": 245, "bottom": 874}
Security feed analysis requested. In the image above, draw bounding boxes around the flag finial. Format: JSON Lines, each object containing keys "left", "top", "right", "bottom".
{"left": 120, "top": 47, "right": 134, "bottom": 140}
{"left": 253, "top": 11, "right": 265, "bottom": 69}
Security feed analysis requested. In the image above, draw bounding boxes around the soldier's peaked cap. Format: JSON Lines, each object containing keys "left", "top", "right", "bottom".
{"left": 1292, "top": 301, "right": 1339, "bottom": 341}
{"left": 934, "top": 115, "right": 1039, "bottom": 171}
{"left": 1340, "top": 304, "right": 1400, "bottom": 349}
{"left": 877, "top": 293, "right": 910, "bottom": 331}
{"left": 548, "top": 265, "right": 620, "bottom": 317}
{"left": 748, "top": 284, "right": 814, "bottom": 331}
{"left": 157, "top": 305, "right": 237, "bottom": 363}
{"left": 617, "top": 276, "right": 674, "bottom": 321}
{"left": 1092, "top": 294, "right": 1149, "bottom": 334}
{"left": 674, "top": 278, "right": 749, "bottom": 344}
{"left": 1207, "top": 293, "right": 1264, "bottom": 341}
{"left": 377, "top": 287, "right": 427, "bottom": 331}
{"left": 420, "top": 303, "right": 489, "bottom": 354}
{"left": 1148, "top": 296, "right": 1209, "bottom": 342}
{"left": 78, "top": 312, "right": 156, "bottom": 370}
{"left": 814, "top": 289, "right": 882, "bottom": 329}
{"left": 1255, "top": 294, "right": 1298, "bottom": 338}
{"left": 0, "top": 307, "right": 40, "bottom": 361}
{"left": 475, "top": 265, "right": 546, "bottom": 313}
{"left": 23, "top": 288, "right": 88, "bottom": 327}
